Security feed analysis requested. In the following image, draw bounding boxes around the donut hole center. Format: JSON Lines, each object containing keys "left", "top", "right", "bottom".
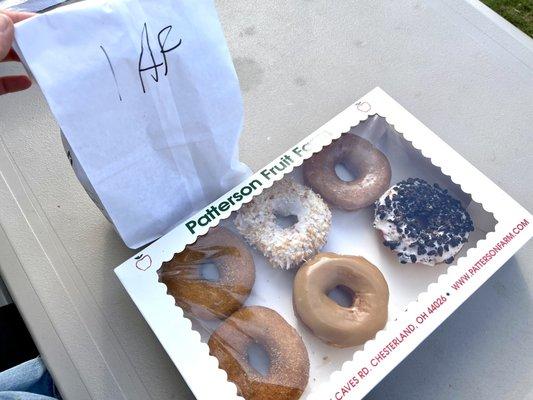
{"left": 328, "top": 285, "right": 355, "bottom": 308}
{"left": 334, "top": 161, "right": 359, "bottom": 182}
{"left": 199, "top": 262, "right": 220, "bottom": 282}
{"left": 274, "top": 211, "right": 299, "bottom": 229}
{"left": 247, "top": 342, "right": 270, "bottom": 377}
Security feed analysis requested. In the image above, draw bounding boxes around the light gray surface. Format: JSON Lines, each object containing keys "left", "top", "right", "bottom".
{"left": 0, "top": 1, "right": 531, "bottom": 399}
{"left": 0, "top": 0, "right": 68, "bottom": 12}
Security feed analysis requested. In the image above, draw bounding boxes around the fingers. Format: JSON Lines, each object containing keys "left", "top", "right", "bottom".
{"left": 2, "top": 48, "right": 20, "bottom": 62}
{"left": 0, "top": 13, "right": 14, "bottom": 61}
{"left": 0, "top": 11, "right": 35, "bottom": 61}
{"left": 2, "top": 11, "right": 35, "bottom": 24}
{"left": 0, "top": 75, "right": 31, "bottom": 95}
{"left": 0, "top": 12, "right": 34, "bottom": 95}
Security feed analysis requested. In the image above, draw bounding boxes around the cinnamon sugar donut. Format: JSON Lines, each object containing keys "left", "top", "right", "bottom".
{"left": 303, "top": 134, "right": 391, "bottom": 210}
{"left": 157, "top": 227, "right": 255, "bottom": 320}
{"left": 208, "top": 306, "right": 309, "bottom": 400}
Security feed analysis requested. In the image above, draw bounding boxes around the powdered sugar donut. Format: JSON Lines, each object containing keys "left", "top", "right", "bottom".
{"left": 235, "top": 178, "right": 331, "bottom": 269}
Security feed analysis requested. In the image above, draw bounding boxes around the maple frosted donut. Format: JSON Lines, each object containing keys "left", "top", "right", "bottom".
{"left": 303, "top": 134, "right": 391, "bottom": 210}
{"left": 293, "top": 253, "right": 389, "bottom": 348}
{"left": 374, "top": 178, "right": 474, "bottom": 266}
{"left": 157, "top": 227, "right": 255, "bottom": 320}
{"left": 234, "top": 178, "right": 331, "bottom": 270}
{"left": 208, "top": 306, "right": 309, "bottom": 400}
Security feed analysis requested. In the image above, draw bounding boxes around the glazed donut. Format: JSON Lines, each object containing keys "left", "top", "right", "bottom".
{"left": 374, "top": 178, "right": 474, "bottom": 266}
{"left": 208, "top": 306, "right": 309, "bottom": 400}
{"left": 293, "top": 253, "right": 389, "bottom": 348}
{"left": 303, "top": 134, "right": 391, "bottom": 210}
{"left": 234, "top": 178, "right": 331, "bottom": 270}
{"left": 157, "top": 227, "right": 255, "bottom": 320}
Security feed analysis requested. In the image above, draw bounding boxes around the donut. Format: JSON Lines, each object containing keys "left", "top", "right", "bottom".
{"left": 374, "top": 178, "right": 474, "bottom": 266}
{"left": 208, "top": 306, "right": 309, "bottom": 400}
{"left": 293, "top": 253, "right": 389, "bottom": 348}
{"left": 234, "top": 178, "right": 331, "bottom": 270}
{"left": 157, "top": 227, "right": 255, "bottom": 320}
{"left": 303, "top": 134, "right": 391, "bottom": 210}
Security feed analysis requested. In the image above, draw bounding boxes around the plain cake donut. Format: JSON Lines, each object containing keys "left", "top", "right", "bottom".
{"left": 303, "top": 134, "right": 391, "bottom": 210}
{"left": 293, "top": 253, "right": 389, "bottom": 348}
{"left": 208, "top": 306, "right": 309, "bottom": 400}
{"left": 157, "top": 227, "right": 255, "bottom": 320}
{"left": 234, "top": 178, "right": 331, "bottom": 270}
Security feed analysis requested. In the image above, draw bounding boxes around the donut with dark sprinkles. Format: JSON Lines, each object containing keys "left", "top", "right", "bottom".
{"left": 373, "top": 178, "right": 474, "bottom": 266}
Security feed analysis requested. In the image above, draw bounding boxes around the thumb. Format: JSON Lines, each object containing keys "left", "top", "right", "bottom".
{"left": 0, "top": 13, "right": 14, "bottom": 61}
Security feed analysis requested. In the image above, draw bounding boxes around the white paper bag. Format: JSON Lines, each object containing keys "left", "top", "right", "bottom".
{"left": 14, "top": 0, "right": 250, "bottom": 248}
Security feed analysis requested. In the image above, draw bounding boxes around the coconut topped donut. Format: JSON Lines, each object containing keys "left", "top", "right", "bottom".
{"left": 235, "top": 178, "right": 331, "bottom": 270}
{"left": 374, "top": 178, "right": 474, "bottom": 266}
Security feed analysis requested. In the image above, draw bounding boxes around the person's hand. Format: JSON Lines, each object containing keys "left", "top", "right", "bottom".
{"left": 0, "top": 10, "right": 34, "bottom": 95}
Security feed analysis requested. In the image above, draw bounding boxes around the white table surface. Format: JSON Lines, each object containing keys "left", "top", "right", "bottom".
{"left": 0, "top": 1, "right": 531, "bottom": 399}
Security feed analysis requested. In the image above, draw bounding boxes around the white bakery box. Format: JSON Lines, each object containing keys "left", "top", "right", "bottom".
{"left": 114, "top": 87, "right": 532, "bottom": 400}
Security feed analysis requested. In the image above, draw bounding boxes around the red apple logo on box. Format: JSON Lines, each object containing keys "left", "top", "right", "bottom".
{"left": 356, "top": 101, "right": 371, "bottom": 112}
{"left": 134, "top": 254, "right": 152, "bottom": 271}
